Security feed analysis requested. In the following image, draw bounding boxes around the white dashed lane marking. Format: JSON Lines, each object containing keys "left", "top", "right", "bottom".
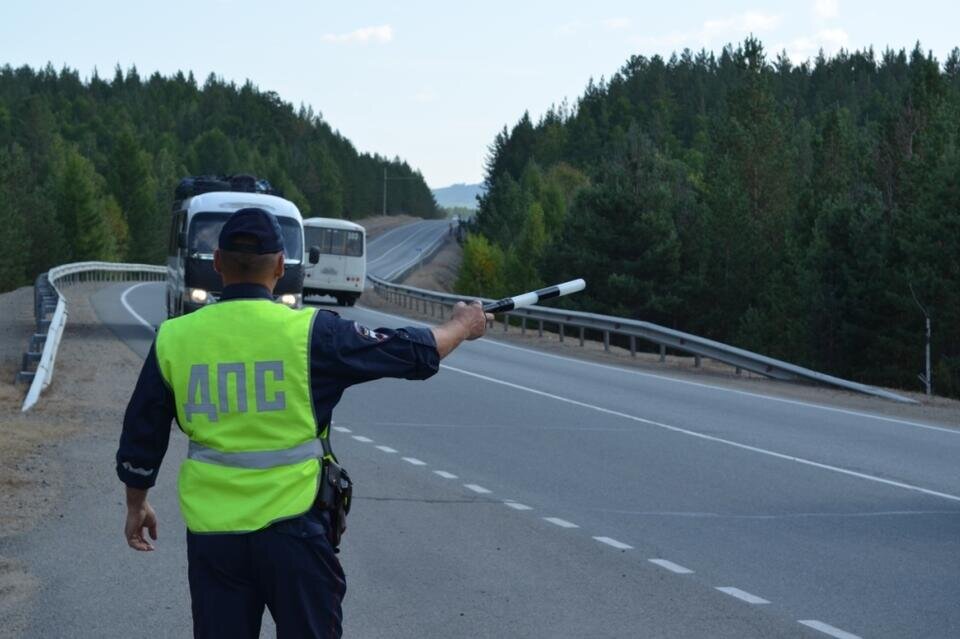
{"left": 375, "top": 445, "right": 397, "bottom": 453}
{"left": 648, "top": 559, "right": 694, "bottom": 574}
{"left": 433, "top": 470, "right": 458, "bottom": 479}
{"left": 543, "top": 517, "right": 579, "bottom": 529}
{"left": 593, "top": 536, "right": 632, "bottom": 550}
{"left": 715, "top": 587, "right": 770, "bottom": 604}
{"left": 503, "top": 501, "right": 533, "bottom": 511}
{"left": 402, "top": 457, "right": 427, "bottom": 466}
{"left": 332, "top": 426, "right": 351, "bottom": 433}
{"left": 352, "top": 435, "right": 373, "bottom": 443}
{"left": 798, "top": 620, "right": 862, "bottom": 639}
{"left": 464, "top": 484, "right": 491, "bottom": 494}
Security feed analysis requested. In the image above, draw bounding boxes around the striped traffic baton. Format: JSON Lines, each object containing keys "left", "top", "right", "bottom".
{"left": 482, "top": 279, "right": 586, "bottom": 314}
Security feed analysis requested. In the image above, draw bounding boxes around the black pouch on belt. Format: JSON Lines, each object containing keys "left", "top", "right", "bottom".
{"left": 316, "top": 460, "right": 353, "bottom": 551}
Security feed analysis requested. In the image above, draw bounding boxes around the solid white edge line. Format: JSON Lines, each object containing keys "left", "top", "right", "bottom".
{"left": 402, "top": 457, "right": 427, "bottom": 466}
{"left": 464, "top": 484, "right": 491, "bottom": 494}
{"left": 120, "top": 283, "right": 158, "bottom": 332}
{"left": 593, "top": 536, "right": 632, "bottom": 549}
{"left": 433, "top": 470, "right": 457, "bottom": 479}
{"left": 332, "top": 426, "right": 351, "bottom": 433}
{"left": 715, "top": 587, "right": 770, "bottom": 604}
{"left": 375, "top": 445, "right": 397, "bottom": 453}
{"left": 353, "top": 304, "right": 958, "bottom": 435}
{"left": 438, "top": 364, "right": 960, "bottom": 504}
{"left": 503, "top": 501, "right": 533, "bottom": 511}
{"left": 798, "top": 620, "right": 862, "bottom": 639}
{"left": 648, "top": 558, "right": 694, "bottom": 574}
{"left": 543, "top": 517, "right": 579, "bottom": 528}
{"left": 352, "top": 435, "right": 373, "bottom": 443}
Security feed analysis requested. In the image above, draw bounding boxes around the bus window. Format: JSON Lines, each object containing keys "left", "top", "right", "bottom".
{"left": 306, "top": 227, "right": 362, "bottom": 257}
{"left": 345, "top": 231, "right": 363, "bottom": 257}
{"left": 190, "top": 212, "right": 303, "bottom": 261}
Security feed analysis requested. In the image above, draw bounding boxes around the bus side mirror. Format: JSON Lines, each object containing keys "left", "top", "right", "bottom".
{"left": 178, "top": 232, "right": 187, "bottom": 249}
{"left": 309, "top": 246, "right": 320, "bottom": 264}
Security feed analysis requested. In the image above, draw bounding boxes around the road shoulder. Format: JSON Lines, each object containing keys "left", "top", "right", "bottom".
{"left": 0, "top": 283, "right": 144, "bottom": 636}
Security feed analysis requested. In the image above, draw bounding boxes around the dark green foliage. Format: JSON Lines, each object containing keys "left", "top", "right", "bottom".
{"left": 472, "top": 39, "right": 960, "bottom": 397}
{"left": 0, "top": 64, "right": 440, "bottom": 290}
{"left": 0, "top": 145, "right": 31, "bottom": 290}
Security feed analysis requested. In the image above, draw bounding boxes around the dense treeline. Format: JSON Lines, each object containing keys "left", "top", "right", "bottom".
{"left": 461, "top": 39, "right": 960, "bottom": 397}
{"left": 0, "top": 64, "right": 439, "bottom": 291}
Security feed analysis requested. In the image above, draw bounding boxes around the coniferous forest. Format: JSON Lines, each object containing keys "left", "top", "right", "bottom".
{"left": 462, "top": 39, "right": 960, "bottom": 397}
{"left": 0, "top": 64, "right": 440, "bottom": 293}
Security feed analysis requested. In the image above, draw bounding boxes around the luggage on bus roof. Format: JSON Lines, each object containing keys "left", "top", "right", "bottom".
{"left": 174, "top": 174, "right": 283, "bottom": 203}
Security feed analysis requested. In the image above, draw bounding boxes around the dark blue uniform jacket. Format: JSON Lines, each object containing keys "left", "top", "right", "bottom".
{"left": 116, "top": 283, "right": 439, "bottom": 489}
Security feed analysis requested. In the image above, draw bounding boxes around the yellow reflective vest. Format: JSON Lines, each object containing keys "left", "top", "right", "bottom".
{"left": 156, "top": 299, "right": 324, "bottom": 533}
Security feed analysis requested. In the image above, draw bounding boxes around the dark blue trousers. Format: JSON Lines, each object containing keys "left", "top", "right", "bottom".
{"left": 187, "top": 507, "right": 347, "bottom": 639}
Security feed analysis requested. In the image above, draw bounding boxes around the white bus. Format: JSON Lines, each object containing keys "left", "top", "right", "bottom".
{"left": 167, "top": 189, "right": 306, "bottom": 317}
{"left": 302, "top": 217, "right": 366, "bottom": 306}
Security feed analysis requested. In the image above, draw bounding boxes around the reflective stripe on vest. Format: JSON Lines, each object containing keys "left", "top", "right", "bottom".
{"left": 156, "top": 300, "right": 322, "bottom": 534}
{"left": 187, "top": 439, "right": 322, "bottom": 469}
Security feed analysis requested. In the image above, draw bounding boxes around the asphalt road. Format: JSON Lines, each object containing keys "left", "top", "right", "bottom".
{"left": 364, "top": 219, "right": 450, "bottom": 281}
{"left": 17, "top": 221, "right": 960, "bottom": 638}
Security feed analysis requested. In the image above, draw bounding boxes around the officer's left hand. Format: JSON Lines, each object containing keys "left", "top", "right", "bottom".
{"left": 125, "top": 501, "right": 158, "bottom": 551}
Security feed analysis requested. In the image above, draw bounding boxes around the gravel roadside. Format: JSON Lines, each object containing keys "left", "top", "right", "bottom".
{"left": 0, "top": 283, "right": 143, "bottom": 636}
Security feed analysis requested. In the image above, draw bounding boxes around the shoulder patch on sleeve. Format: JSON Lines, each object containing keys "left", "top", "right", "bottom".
{"left": 354, "top": 322, "right": 387, "bottom": 342}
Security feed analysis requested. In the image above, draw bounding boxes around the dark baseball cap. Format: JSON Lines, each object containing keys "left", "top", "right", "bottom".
{"left": 218, "top": 207, "right": 285, "bottom": 254}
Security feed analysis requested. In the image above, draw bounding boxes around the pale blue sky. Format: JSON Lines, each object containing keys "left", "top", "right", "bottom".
{"left": 3, "top": 1, "right": 957, "bottom": 187}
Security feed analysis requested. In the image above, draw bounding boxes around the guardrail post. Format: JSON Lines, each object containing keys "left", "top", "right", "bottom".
{"left": 659, "top": 344, "right": 666, "bottom": 363}
{"left": 630, "top": 336, "right": 636, "bottom": 357}
{"left": 558, "top": 323, "right": 564, "bottom": 343}
{"left": 736, "top": 367, "right": 742, "bottom": 375}
{"left": 603, "top": 331, "right": 610, "bottom": 352}
{"left": 694, "top": 354, "right": 701, "bottom": 368}
{"left": 503, "top": 314, "right": 508, "bottom": 332}
{"left": 521, "top": 318, "right": 526, "bottom": 335}
{"left": 538, "top": 320, "right": 543, "bottom": 337}
{"left": 579, "top": 326, "right": 584, "bottom": 346}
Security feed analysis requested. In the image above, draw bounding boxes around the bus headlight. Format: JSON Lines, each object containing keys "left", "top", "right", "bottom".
{"left": 280, "top": 293, "right": 300, "bottom": 307}
{"left": 189, "top": 288, "right": 209, "bottom": 304}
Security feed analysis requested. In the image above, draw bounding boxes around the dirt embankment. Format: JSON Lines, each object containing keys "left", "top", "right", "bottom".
{"left": 0, "top": 283, "right": 144, "bottom": 635}
{"left": 398, "top": 239, "right": 462, "bottom": 292}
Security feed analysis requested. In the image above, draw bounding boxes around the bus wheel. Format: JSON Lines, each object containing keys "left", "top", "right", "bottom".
{"left": 345, "top": 295, "right": 357, "bottom": 307}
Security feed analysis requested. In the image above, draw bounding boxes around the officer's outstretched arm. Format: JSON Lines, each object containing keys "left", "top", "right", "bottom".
{"left": 432, "top": 301, "right": 492, "bottom": 359}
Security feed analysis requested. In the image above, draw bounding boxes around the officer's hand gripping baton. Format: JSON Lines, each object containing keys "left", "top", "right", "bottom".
{"left": 482, "top": 279, "right": 586, "bottom": 314}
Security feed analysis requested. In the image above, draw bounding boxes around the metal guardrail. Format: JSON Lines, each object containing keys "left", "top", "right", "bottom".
{"left": 18, "top": 261, "right": 166, "bottom": 412}
{"left": 368, "top": 275, "right": 916, "bottom": 404}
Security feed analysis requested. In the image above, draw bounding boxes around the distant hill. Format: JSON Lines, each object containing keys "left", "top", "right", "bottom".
{"left": 432, "top": 183, "right": 485, "bottom": 209}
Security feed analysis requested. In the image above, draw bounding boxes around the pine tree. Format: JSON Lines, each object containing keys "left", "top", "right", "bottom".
{"left": 110, "top": 129, "right": 160, "bottom": 261}
{"left": 57, "top": 147, "right": 116, "bottom": 261}
{"left": 0, "top": 145, "right": 30, "bottom": 289}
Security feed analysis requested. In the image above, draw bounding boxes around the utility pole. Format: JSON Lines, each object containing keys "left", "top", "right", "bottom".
{"left": 909, "top": 283, "right": 932, "bottom": 396}
{"left": 382, "top": 169, "right": 418, "bottom": 217}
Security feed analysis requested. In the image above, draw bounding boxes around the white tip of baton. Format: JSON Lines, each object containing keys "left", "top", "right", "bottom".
{"left": 557, "top": 279, "right": 586, "bottom": 296}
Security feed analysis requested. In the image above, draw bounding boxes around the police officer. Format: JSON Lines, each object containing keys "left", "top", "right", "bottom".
{"left": 116, "top": 207, "right": 491, "bottom": 638}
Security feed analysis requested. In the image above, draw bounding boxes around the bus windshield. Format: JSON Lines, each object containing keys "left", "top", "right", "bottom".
{"left": 305, "top": 227, "right": 364, "bottom": 257}
{"left": 188, "top": 212, "right": 304, "bottom": 261}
